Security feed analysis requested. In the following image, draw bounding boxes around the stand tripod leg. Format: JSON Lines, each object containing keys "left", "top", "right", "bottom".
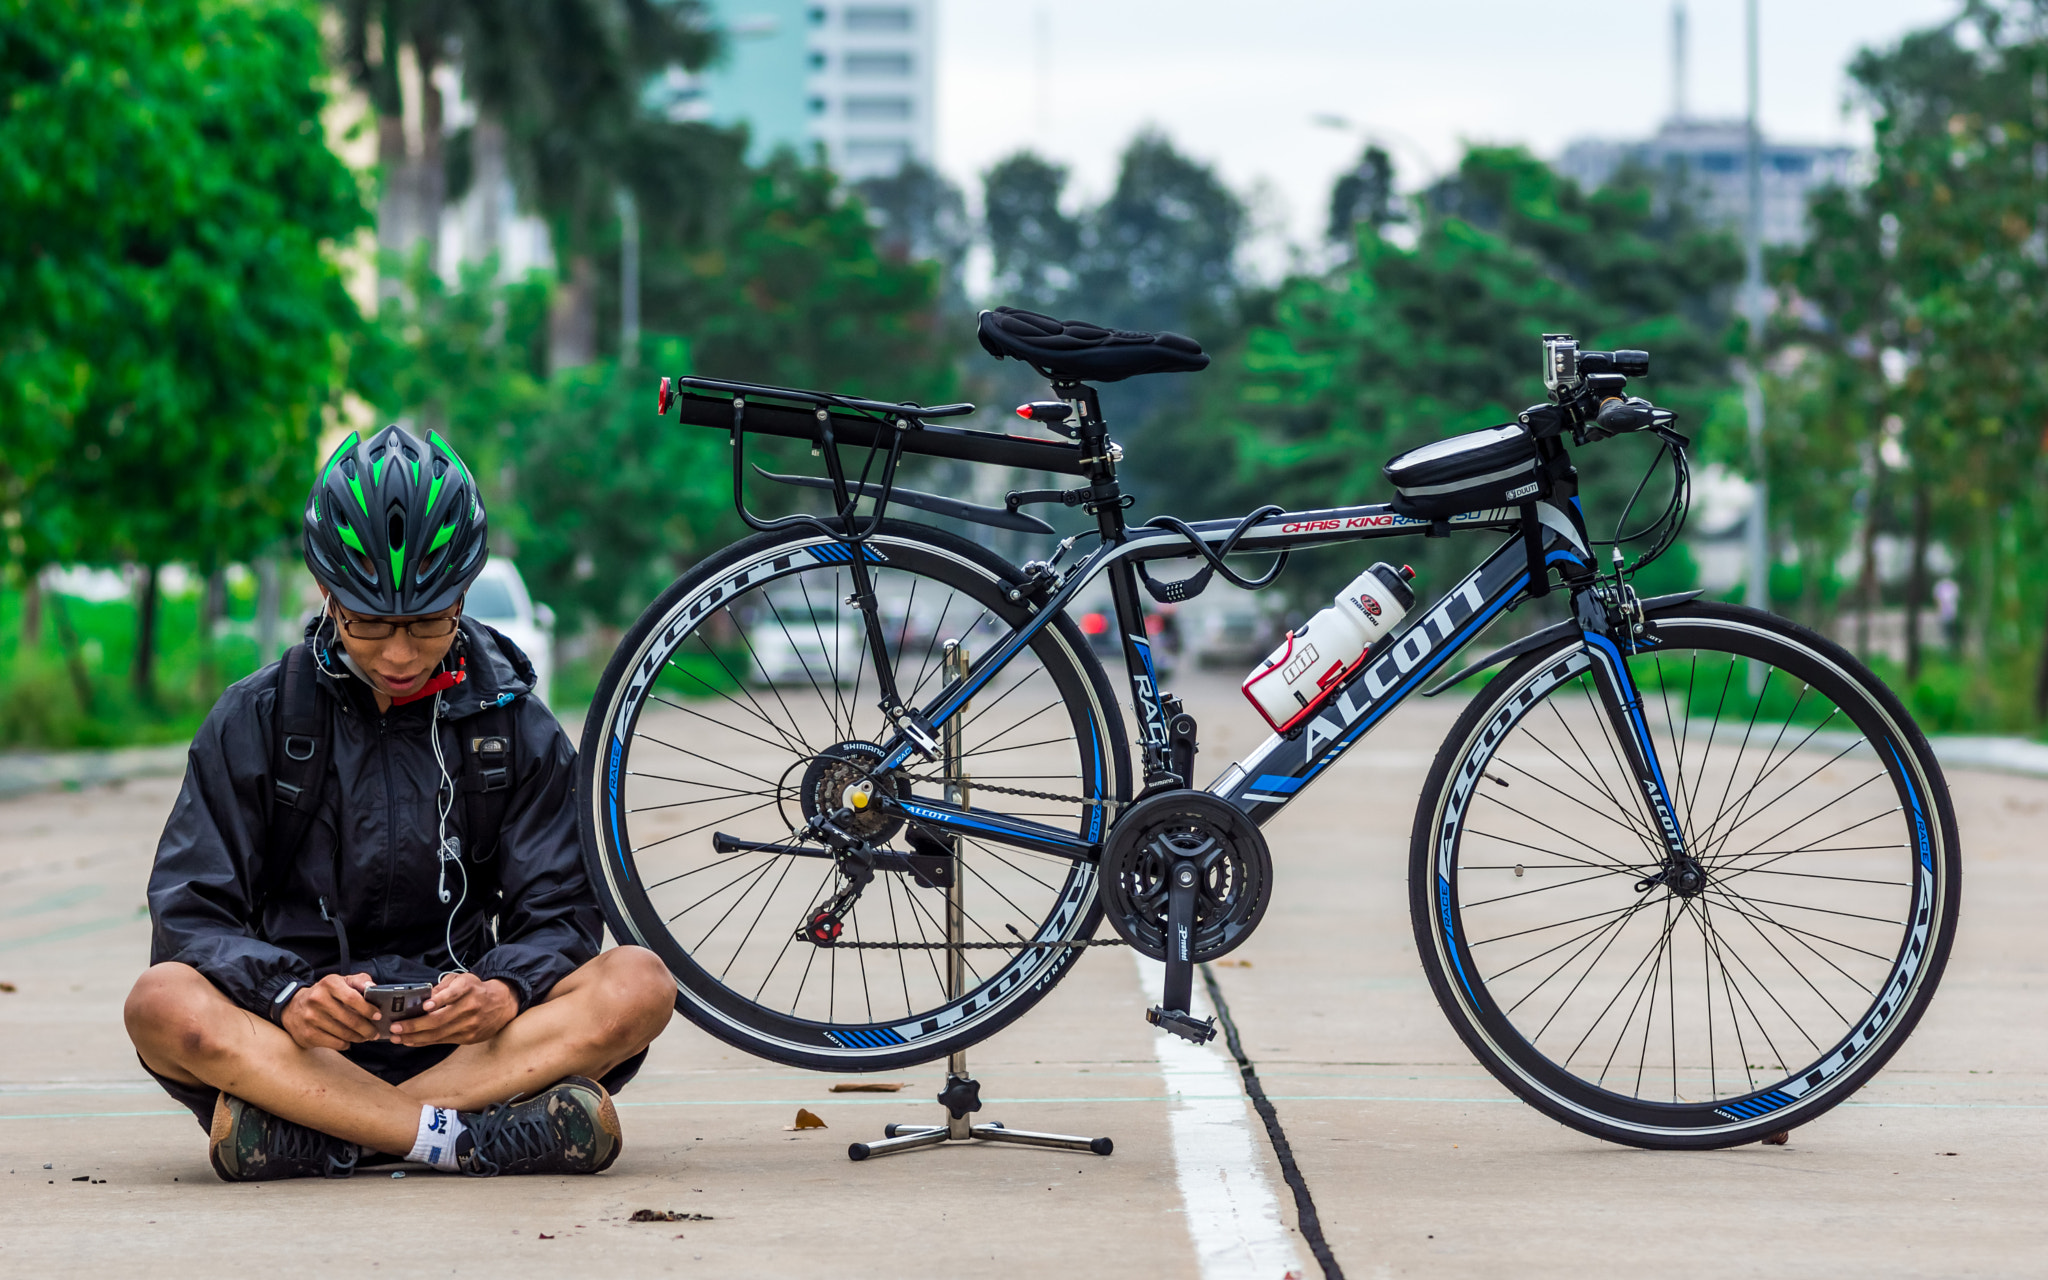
{"left": 851, "top": 641, "right": 1112, "bottom": 1163}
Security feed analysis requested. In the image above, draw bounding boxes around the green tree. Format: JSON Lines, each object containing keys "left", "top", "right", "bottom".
{"left": 0, "top": 0, "right": 369, "bottom": 703}
{"left": 1786, "top": 5, "right": 2048, "bottom": 697}
{"left": 1154, "top": 146, "right": 1739, "bottom": 598}
{"left": 983, "top": 151, "right": 1083, "bottom": 314}
{"left": 651, "top": 154, "right": 955, "bottom": 403}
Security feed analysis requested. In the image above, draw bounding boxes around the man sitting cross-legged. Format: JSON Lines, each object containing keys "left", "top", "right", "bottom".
{"left": 125, "top": 425, "right": 675, "bottom": 1180}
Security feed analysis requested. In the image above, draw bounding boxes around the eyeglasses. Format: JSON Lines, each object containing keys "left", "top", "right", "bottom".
{"left": 335, "top": 612, "right": 461, "bottom": 641}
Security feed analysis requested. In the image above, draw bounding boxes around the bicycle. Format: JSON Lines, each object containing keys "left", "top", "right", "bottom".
{"left": 576, "top": 310, "right": 1960, "bottom": 1149}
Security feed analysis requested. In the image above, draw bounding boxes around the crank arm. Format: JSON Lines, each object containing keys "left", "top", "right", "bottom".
{"left": 1145, "top": 857, "right": 1216, "bottom": 1045}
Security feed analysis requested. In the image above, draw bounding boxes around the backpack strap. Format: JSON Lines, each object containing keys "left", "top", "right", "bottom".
{"left": 265, "top": 641, "right": 350, "bottom": 967}
{"left": 454, "top": 695, "right": 520, "bottom": 866}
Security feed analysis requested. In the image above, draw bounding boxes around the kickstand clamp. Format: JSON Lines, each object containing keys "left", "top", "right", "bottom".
{"left": 1145, "top": 858, "right": 1217, "bottom": 1044}
{"left": 850, "top": 641, "right": 1113, "bottom": 1163}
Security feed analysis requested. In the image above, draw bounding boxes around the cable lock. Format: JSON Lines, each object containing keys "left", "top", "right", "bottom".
{"left": 1135, "top": 505, "right": 1290, "bottom": 604}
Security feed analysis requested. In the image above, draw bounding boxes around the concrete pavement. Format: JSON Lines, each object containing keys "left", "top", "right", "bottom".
{"left": 1, "top": 671, "right": 2042, "bottom": 1278}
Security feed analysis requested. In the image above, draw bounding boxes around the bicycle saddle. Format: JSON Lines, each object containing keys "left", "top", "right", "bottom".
{"left": 976, "top": 306, "right": 1210, "bottom": 383}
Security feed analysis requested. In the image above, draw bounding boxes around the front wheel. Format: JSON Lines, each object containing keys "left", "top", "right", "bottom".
{"left": 1409, "top": 602, "right": 1960, "bottom": 1148}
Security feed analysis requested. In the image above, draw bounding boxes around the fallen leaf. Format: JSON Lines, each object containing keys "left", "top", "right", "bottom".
{"left": 1760, "top": 1130, "right": 1790, "bottom": 1146}
{"left": 631, "top": 1210, "right": 716, "bottom": 1223}
{"left": 0, "top": 982, "right": 17, "bottom": 993}
{"left": 829, "top": 1082, "right": 906, "bottom": 1093}
{"left": 785, "top": 1108, "right": 827, "bottom": 1131}
{"left": 537, "top": 1233, "right": 553, "bottom": 1240}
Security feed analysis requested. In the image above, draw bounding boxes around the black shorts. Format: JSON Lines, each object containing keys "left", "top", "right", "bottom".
{"left": 144, "top": 1036, "right": 649, "bottom": 1132}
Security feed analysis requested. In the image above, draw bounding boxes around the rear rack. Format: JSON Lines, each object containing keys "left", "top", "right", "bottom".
{"left": 657, "top": 373, "right": 1092, "bottom": 544}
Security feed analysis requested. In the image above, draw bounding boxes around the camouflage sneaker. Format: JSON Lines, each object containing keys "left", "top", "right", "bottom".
{"left": 208, "top": 1094, "right": 359, "bottom": 1182}
{"left": 455, "top": 1076, "right": 622, "bottom": 1177}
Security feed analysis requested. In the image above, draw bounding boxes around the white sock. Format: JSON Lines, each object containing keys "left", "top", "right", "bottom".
{"left": 407, "top": 1104, "right": 466, "bottom": 1171}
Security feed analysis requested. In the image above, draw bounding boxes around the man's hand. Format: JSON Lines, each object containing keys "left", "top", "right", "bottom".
{"left": 282, "top": 973, "right": 380, "bottom": 1050}
{"left": 389, "top": 973, "right": 517, "bottom": 1047}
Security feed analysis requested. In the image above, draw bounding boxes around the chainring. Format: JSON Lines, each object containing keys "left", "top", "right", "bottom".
{"left": 1098, "top": 790, "right": 1272, "bottom": 962}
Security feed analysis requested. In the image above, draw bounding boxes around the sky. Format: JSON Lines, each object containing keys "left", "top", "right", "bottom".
{"left": 933, "top": 0, "right": 1964, "bottom": 255}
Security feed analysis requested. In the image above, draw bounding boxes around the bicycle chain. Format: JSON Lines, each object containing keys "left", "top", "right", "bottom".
{"left": 832, "top": 938, "right": 1128, "bottom": 950}
{"left": 901, "top": 773, "right": 1101, "bottom": 807}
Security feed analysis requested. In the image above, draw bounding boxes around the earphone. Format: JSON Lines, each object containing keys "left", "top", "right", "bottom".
{"left": 309, "top": 603, "right": 349, "bottom": 680}
{"left": 428, "top": 687, "right": 472, "bottom": 973}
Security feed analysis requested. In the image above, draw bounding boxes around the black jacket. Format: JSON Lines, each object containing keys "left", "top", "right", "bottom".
{"left": 147, "top": 618, "right": 594, "bottom": 1022}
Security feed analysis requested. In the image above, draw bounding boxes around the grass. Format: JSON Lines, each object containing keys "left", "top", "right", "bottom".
{"left": 0, "top": 580, "right": 274, "bottom": 751}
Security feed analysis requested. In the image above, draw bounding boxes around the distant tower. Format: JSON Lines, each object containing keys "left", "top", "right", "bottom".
{"left": 1671, "top": 1, "right": 1689, "bottom": 123}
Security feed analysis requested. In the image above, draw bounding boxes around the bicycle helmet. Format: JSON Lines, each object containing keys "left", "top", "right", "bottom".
{"left": 303, "top": 424, "right": 489, "bottom": 616}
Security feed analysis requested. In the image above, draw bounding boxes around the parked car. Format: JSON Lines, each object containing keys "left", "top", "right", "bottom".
{"left": 464, "top": 559, "right": 555, "bottom": 706}
{"left": 744, "top": 591, "right": 868, "bottom": 686}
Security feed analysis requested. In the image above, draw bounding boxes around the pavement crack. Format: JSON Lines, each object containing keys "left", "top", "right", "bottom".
{"left": 1200, "top": 962, "right": 1347, "bottom": 1280}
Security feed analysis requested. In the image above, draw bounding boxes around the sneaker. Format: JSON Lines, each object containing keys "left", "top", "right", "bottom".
{"left": 455, "top": 1076, "right": 622, "bottom": 1177}
{"left": 208, "top": 1094, "right": 359, "bottom": 1182}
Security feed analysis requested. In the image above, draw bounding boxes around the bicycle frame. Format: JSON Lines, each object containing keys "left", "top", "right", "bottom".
{"left": 865, "top": 499, "right": 1654, "bottom": 858}
{"left": 657, "top": 377, "right": 1696, "bottom": 876}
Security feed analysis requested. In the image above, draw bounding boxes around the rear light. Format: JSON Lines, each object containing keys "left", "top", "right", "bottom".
{"left": 1015, "top": 401, "right": 1073, "bottom": 424}
{"left": 1145, "top": 614, "right": 1165, "bottom": 635}
{"left": 1078, "top": 612, "right": 1108, "bottom": 636}
{"left": 657, "top": 376, "right": 673, "bottom": 416}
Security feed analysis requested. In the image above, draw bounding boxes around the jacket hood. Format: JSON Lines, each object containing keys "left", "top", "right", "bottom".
{"left": 299, "top": 614, "right": 534, "bottom": 721}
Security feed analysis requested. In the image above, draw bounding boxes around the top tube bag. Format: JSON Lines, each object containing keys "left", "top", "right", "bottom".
{"left": 1384, "top": 424, "right": 1545, "bottom": 520}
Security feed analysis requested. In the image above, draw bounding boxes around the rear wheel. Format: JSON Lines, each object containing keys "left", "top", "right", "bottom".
{"left": 1410, "top": 602, "right": 1960, "bottom": 1148}
{"left": 578, "top": 520, "right": 1131, "bottom": 1071}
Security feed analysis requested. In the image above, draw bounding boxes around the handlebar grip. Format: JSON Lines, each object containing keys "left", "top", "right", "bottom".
{"left": 1594, "top": 396, "right": 1657, "bottom": 435}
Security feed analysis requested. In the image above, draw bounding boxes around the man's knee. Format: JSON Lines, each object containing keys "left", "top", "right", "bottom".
{"left": 124, "top": 963, "right": 226, "bottom": 1064}
{"left": 591, "top": 946, "right": 674, "bottom": 1047}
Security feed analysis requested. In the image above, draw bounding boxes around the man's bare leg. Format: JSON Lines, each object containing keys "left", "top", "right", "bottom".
{"left": 125, "top": 962, "right": 422, "bottom": 1155}
{"left": 397, "top": 946, "right": 675, "bottom": 1111}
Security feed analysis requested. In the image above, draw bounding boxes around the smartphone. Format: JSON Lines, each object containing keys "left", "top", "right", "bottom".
{"left": 363, "top": 982, "right": 433, "bottom": 1040}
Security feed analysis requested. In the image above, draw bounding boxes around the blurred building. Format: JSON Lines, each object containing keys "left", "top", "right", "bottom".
{"left": 660, "top": 0, "right": 936, "bottom": 180}
{"left": 1555, "top": 2, "right": 1857, "bottom": 246}
{"left": 1555, "top": 120, "right": 1858, "bottom": 246}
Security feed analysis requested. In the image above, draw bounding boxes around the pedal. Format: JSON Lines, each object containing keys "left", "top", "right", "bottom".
{"left": 1147, "top": 1007, "right": 1217, "bottom": 1044}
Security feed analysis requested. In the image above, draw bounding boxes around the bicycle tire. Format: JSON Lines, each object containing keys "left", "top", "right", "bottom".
{"left": 1409, "top": 601, "right": 1960, "bottom": 1148}
{"left": 578, "top": 519, "right": 1132, "bottom": 1071}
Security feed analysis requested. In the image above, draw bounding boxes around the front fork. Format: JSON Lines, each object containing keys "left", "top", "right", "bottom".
{"left": 1571, "top": 578, "right": 1702, "bottom": 891}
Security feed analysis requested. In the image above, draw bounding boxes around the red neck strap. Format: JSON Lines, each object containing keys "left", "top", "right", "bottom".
{"left": 390, "top": 661, "right": 467, "bottom": 707}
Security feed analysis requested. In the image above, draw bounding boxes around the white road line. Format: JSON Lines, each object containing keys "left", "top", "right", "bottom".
{"left": 1136, "top": 953, "right": 1304, "bottom": 1280}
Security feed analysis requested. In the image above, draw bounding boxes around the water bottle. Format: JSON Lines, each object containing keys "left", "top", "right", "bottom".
{"left": 1241, "top": 562, "right": 1416, "bottom": 732}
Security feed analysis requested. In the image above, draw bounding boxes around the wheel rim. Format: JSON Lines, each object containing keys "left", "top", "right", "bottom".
{"left": 1428, "top": 616, "right": 1949, "bottom": 1137}
{"left": 589, "top": 533, "right": 1119, "bottom": 1062}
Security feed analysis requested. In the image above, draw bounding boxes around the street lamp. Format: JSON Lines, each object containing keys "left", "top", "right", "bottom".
{"left": 1743, "top": 0, "right": 1770, "bottom": 692}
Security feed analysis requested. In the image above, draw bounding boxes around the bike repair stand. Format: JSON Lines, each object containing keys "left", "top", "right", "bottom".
{"left": 849, "top": 642, "right": 1114, "bottom": 1162}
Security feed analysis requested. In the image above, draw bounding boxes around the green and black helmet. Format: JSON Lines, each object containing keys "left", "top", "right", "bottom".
{"left": 302, "top": 424, "right": 489, "bottom": 616}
